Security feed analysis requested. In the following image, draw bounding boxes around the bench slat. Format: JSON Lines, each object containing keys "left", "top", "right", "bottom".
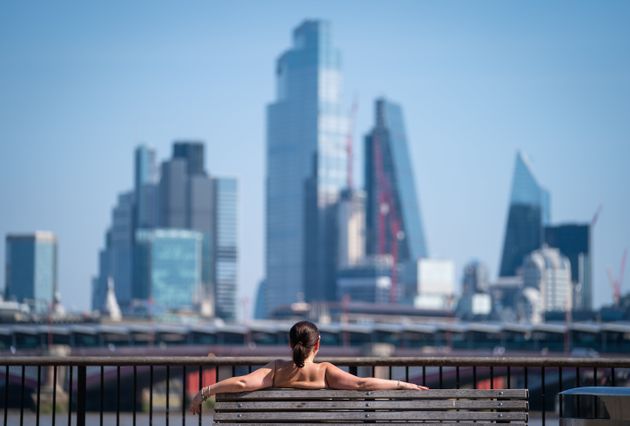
{"left": 216, "top": 389, "right": 527, "bottom": 401}
{"left": 215, "top": 399, "right": 528, "bottom": 411}
{"left": 214, "top": 410, "right": 528, "bottom": 422}
{"left": 215, "top": 423, "right": 528, "bottom": 426}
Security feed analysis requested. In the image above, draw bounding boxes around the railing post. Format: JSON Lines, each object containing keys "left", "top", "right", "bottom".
{"left": 77, "top": 366, "right": 86, "bottom": 426}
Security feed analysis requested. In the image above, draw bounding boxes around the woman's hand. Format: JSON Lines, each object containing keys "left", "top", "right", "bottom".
{"left": 399, "top": 381, "right": 429, "bottom": 390}
{"left": 189, "top": 390, "right": 204, "bottom": 415}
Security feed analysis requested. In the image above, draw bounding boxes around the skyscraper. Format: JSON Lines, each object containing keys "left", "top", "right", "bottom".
{"left": 158, "top": 144, "right": 215, "bottom": 298}
{"left": 364, "top": 98, "right": 428, "bottom": 264}
{"left": 94, "top": 142, "right": 238, "bottom": 320}
{"left": 499, "top": 152, "right": 550, "bottom": 277}
{"left": 213, "top": 178, "right": 238, "bottom": 321}
{"left": 111, "top": 192, "right": 135, "bottom": 307}
{"left": 545, "top": 223, "right": 591, "bottom": 310}
{"left": 173, "top": 141, "right": 206, "bottom": 176}
{"left": 265, "top": 20, "right": 348, "bottom": 313}
{"left": 159, "top": 158, "right": 188, "bottom": 229}
{"left": 134, "top": 145, "right": 159, "bottom": 229}
{"left": 5, "top": 232, "right": 57, "bottom": 312}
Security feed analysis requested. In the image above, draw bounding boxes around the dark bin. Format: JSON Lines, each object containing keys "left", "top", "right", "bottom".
{"left": 559, "top": 387, "right": 630, "bottom": 425}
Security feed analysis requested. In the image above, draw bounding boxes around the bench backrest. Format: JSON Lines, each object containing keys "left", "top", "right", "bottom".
{"left": 214, "top": 388, "right": 529, "bottom": 424}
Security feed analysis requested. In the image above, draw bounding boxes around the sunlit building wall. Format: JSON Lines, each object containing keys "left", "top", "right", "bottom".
{"left": 5, "top": 232, "right": 57, "bottom": 313}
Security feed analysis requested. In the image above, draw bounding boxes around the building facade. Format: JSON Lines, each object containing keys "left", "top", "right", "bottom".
{"left": 94, "top": 142, "right": 238, "bottom": 320}
{"left": 364, "top": 98, "right": 428, "bottom": 264}
{"left": 213, "top": 178, "right": 238, "bottom": 321}
{"left": 544, "top": 223, "right": 591, "bottom": 310}
{"left": 522, "top": 246, "right": 572, "bottom": 312}
{"left": 5, "top": 232, "right": 57, "bottom": 312}
{"left": 337, "top": 256, "right": 393, "bottom": 304}
{"left": 265, "top": 20, "right": 348, "bottom": 314}
{"left": 336, "top": 189, "right": 365, "bottom": 269}
{"left": 134, "top": 229, "right": 203, "bottom": 311}
{"left": 499, "top": 151, "right": 551, "bottom": 277}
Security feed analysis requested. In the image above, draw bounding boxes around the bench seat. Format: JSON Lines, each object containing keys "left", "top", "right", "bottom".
{"left": 214, "top": 388, "right": 529, "bottom": 424}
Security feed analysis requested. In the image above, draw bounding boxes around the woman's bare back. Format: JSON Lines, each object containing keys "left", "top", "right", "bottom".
{"left": 272, "top": 360, "right": 328, "bottom": 389}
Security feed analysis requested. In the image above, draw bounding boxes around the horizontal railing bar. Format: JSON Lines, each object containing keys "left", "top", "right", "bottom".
{"left": 0, "top": 356, "right": 629, "bottom": 367}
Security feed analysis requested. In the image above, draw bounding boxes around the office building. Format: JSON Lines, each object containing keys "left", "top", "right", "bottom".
{"left": 173, "top": 141, "right": 206, "bottom": 176}
{"left": 213, "top": 178, "right": 238, "bottom": 321}
{"left": 462, "top": 260, "right": 489, "bottom": 295}
{"left": 499, "top": 151, "right": 550, "bottom": 277}
{"left": 92, "top": 191, "right": 135, "bottom": 310}
{"left": 407, "top": 259, "right": 455, "bottom": 310}
{"left": 337, "top": 256, "right": 394, "bottom": 304}
{"left": 545, "top": 223, "right": 591, "bottom": 310}
{"left": 134, "top": 145, "right": 159, "bottom": 229}
{"left": 5, "top": 232, "right": 57, "bottom": 312}
{"left": 337, "top": 189, "right": 365, "bottom": 269}
{"left": 522, "top": 246, "right": 572, "bottom": 312}
{"left": 265, "top": 20, "right": 348, "bottom": 312}
{"left": 364, "top": 98, "right": 428, "bottom": 264}
{"left": 135, "top": 229, "right": 203, "bottom": 310}
{"left": 93, "top": 142, "right": 238, "bottom": 320}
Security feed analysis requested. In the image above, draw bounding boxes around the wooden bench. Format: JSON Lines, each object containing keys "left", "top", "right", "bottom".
{"left": 214, "top": 388, "right": 529, "bottom": 424}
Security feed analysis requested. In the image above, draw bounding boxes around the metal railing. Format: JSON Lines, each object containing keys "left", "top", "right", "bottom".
{"left": 1, "top": 356, "right": 629, "bottom": 425}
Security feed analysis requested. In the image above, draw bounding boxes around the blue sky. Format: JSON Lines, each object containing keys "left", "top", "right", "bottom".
{"left": 1, "top": 1, "right": 629, "bottom": 316}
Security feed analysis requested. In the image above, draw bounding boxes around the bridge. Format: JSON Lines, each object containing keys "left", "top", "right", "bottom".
{"left": 2, "top": 320, "right": 629, "bottom": 354}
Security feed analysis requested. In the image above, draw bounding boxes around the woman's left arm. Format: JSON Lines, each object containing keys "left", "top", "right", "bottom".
{"left": 189, "top": 361, "right": 275, "bottom": 415}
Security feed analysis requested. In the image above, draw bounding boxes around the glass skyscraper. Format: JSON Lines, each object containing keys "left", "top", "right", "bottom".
{"left": 499, "top": 151, "right": 551, "bottom": 277}
{"left": 213, "top": 178, "right": 238, "bottom": 321}
{"left": 5, "top": 232, "right": 57, "bottom": 312}
{"left": 135, "top": 229, "right": 202, "bottom": 310}
{"left": 134, "top": 145, "right": 159, "bottom": 229}
{"left": 265, "top": 20, "right": 348, "bottom": 313}
{"left": 364, "top": 98, "right": 428, "bottom": 264}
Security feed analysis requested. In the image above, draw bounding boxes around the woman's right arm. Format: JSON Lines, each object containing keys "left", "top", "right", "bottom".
{"left": 324, "top": 362, "right": 428, "bottom": 391}
{"left": 189, "top": 360, "right": 276, "bottom": 415}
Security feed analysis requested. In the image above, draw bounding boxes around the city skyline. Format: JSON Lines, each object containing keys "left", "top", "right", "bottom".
{"left": 1, "top": 1, "right": 629, "bottom": 316}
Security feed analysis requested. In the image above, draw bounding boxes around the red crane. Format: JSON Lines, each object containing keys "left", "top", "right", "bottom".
{"left": 372, "top": 132, "right": 401, "bottom": 303}
{"left": 608, "top": 249, "right": 627, "bottom": 307}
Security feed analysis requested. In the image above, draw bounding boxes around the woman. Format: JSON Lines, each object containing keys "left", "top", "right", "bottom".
{"left": 190, "top": 321, "right": 428, "bottom": 415}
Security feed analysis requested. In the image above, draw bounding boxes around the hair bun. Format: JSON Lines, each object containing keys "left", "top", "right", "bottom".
{"left": 289, "top": 321, "right": 319, "bottom": 368}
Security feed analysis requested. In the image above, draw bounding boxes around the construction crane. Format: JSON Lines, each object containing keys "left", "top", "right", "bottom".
{"left": 345, "top": 97, "right": 359, "bottom": 190}
{"left": 608, "top": 249, "right": 627, "bottom": 307}
{"left": 372, "top": 132, "right": 401, "bottom": 303}
{"left": 591, "top": 204, "right": 602, "bottom": 227}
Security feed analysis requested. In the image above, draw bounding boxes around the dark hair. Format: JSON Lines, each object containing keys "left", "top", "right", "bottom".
{"left": 289, "top": 321, "right": 319, "bottom": 368}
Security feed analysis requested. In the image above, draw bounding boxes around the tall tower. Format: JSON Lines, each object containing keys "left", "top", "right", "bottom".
{"left": 213, "top": 177, "right": 238, "bottom": 321}
{"left": 364, "top": 98, "right": 428, "bottom": 263}
{"left": 5, "top": 232, "right": 58, "bottom": 313}
{"left": 265, "top": 20, "right": 348, "bottom": 314}
{"left": 499, "top": 152, "right": 550, "bottom": 277}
